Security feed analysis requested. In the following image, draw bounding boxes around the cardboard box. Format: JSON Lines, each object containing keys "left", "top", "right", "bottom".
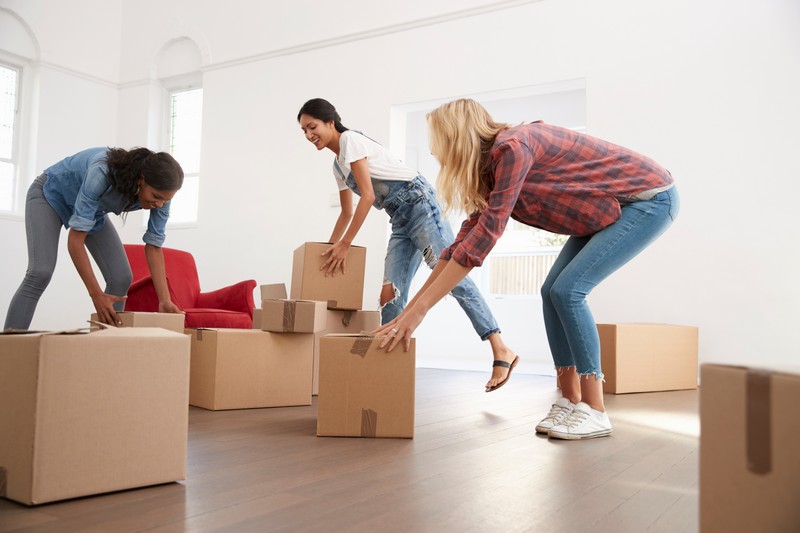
{"left": 317, "top": 334, "right": 415, "bottom": 438}
{"left": 312, "top": 309, "right": 381, "bottom": 395}
{"left": 261, "top": 299, "right": 327, "bottom": 333}
{"left": 252, "top": 308, "right": 262, "bottom": 329}
{"left": 260, "top": 283, "right": 287, "bottom": 300}
{"left": 0, "top": 328, "right": 190, "bottom": 505}
{"left": 290, "top": 242, "right": 366, "bottom": 310}
{"left": 597, "top": 323, "right": 698, "bottom": 394}
{"left": 700, "top": 364, "right": 800, "bottom": 531}
{"left": 187, "top": 328, "right": 313, "bottom": 410}
{"left": 90, "top": 311, "right": 185, "bottom": 333}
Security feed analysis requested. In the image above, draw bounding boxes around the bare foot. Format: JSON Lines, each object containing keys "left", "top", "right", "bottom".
{"left": 485, "top": 349, "right": 519, "bottom": 391}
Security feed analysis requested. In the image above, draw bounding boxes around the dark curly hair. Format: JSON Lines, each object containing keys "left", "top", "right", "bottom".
{"left": 297, "top": 98, "right": 349, "bottom": 133}
{"left": 105, "top": 147, "right": 184, "bottom": 209}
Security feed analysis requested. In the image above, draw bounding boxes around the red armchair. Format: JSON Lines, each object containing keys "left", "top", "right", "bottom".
{"left": 124, "top": 244, "right": 256, "bottom": 329}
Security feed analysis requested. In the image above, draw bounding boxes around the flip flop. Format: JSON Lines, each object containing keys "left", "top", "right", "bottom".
{"left": 485, "top": 355, "right": 519, "bottom": 393}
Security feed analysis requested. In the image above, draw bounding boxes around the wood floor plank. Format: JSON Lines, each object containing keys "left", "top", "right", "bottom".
{"left": 0, "top": 370, "right": 699, "bottom": 532}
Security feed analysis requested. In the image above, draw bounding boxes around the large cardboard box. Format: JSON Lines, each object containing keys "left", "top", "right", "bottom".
{"left": 312, "top": 310, "right": 381, "bottom": 395}
{"left": 700, "top": 364, "right": 800, "bottom": 532}
{"left": 187, "top": 328, "right": 313, "bottom": 410}
{"left": 90, "top": 311, "right": 185, "bottom": 333}
{"left": 290, "top": 242, "right": 366, "bottom": 310}
{"left": 597, "top": 323, "right": 698, "bottom": 394}
{"left": 261, "top": 299, "right": 327, "bottom": 333}
{"left": 0, "top": 328, "right": 190, "bottom": 506}
{"left": 317, "top": 334, "right": 415, "bottom": 438}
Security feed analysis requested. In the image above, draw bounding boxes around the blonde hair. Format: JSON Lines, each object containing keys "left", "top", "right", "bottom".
{"left": 427, "top": 99, "right": 508, "bottom": 215}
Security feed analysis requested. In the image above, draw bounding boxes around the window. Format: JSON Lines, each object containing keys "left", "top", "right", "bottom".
{"left": 0, "top": 63, "right": 19, "bottom": 212}
{"left": 166, "top": 87, "right": 202, "bottom": 224}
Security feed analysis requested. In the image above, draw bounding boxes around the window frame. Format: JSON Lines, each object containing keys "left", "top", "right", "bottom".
{"left": 0, "top": 59, "right": 22, "bottom": 215}
{"left": 160, "top": 73, "right": 203, "bottom": 228}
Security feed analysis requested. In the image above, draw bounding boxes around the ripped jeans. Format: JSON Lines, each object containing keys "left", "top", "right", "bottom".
{"left": 541, "top": 186, "right": 680, "bottom": 379}
{"left": 380, "top": 176, "right": 500, "bottom": 340}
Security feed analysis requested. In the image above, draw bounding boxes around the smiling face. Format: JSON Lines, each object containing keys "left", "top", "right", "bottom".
{"left": 137, "top": 178, "right": 177, "bottom": 209}
{"left": 299, "top": 114, "right": 338, "bottom": 151}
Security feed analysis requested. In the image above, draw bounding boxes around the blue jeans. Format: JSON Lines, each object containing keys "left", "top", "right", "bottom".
{"left": 370, "top": 176, "right": 500, "bottom": 340}
{"left": 540, "top": 186, "right": 680, "bottom": 378}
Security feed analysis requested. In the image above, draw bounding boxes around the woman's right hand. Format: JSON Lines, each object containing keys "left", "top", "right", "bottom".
{"left": 91, "top": 292, "right": 127, "bottom": 325}
{"left": 321, "top": 240, "right": 351, "bottom": 276}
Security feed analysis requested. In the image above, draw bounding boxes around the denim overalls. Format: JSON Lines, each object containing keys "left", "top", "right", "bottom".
{"left": 338, "top": 165, "right": 500, "bottom": 339}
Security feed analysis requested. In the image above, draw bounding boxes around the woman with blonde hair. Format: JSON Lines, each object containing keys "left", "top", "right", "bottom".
{"left": 377, "top": 99, "right": 679, "bottom": 440}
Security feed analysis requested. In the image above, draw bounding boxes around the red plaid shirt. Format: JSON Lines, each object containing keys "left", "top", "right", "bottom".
{"left": 442, "top": 123, "right": 673, "bottom": 268}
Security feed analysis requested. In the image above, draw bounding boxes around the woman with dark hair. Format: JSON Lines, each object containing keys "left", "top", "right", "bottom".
{"left": 4, "top": 147, "right": 184, "bottom": 328}
{"left": 298, "top": 98, "right": 519, "bottom": 392}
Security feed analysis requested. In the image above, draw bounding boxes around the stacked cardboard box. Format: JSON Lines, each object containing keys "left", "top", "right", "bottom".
{"left": 251, "top": 284, "right": 288, "bottom": 329}
{"left": 90, "top": 311, "right": 185, "bottom": 333}
{"left": 0, "top": 328, "right": 190, "bottom": 505}
{"left": 187, "top": 328, "right": 313, "bottom": 410}
{"left": 597, "top": 323, "right": 698, "bottom": 393}
{"left": 291, "top": 242, "right": 366, "bottom": 310}
{"left": 700, "top": 364, "right": 800, "bottom": 531}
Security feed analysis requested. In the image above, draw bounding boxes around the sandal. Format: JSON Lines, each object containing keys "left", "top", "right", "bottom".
{"left": 485, "top": 355, "right": 519, "bottom": 393}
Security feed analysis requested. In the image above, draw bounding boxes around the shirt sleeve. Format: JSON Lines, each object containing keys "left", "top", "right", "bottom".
{"left": 445, "top": 138, "right": 533, "bottom": 267}
{"left": 143, "top": 201, "right": 170, "bottom": 247}
{"left": 68, "top": 162, "right": 110, "bottom": 232}
{"left": 340, "top": 132, "right": 369, "bottom": 165}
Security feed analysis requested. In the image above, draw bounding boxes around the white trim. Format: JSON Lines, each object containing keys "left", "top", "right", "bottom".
{"left": 37, "top": 60, "right": 118, "bottom": 89}
{"left": 203, "top": 0, "right": 544, "bottom": 73}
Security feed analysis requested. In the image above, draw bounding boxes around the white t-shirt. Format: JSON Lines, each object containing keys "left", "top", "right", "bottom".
{"left": 333, "top": 131, "right": 418, "bottom": 191}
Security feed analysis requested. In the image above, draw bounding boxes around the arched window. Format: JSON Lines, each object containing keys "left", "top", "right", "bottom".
{"left": 157, "top": 38, "right": 203, "bottom": 225}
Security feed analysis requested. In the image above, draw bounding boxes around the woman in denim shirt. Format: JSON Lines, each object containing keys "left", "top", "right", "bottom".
{"left": 4, "top": 147, "right": 184, "bottom": 329}
{"left": 298, "top": 99, "right": 519, "bottom": 392}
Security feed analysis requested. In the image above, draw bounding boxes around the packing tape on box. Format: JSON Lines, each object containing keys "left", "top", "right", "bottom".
{"left": 746, "top": 369, "right": 772, "bottom": 475}
{"left": 0, "top": 467, "right": 6, "bottom": 497}
{"left": 361, "top": 409, "right": 378, "bottom": 437}
{"left": 282, "top": 301, "right": 296, "bottom": 333}
{"left": 196, "top": 329, "right": 204, "bottom": 341}
{"left": 349, "top": 335, "right": 373, "bottom": 358}
{"left": 341, "top": 310, "right": 353, "bottom": 327}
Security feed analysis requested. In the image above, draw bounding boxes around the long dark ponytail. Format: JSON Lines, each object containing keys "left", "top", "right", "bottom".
{"left": 297, "top": 98, "right": 349, "bottom": 132}
{"left": 105, "top": 147, "right": 184, "bottom": 207}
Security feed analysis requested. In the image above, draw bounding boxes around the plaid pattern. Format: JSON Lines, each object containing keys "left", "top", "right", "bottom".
{"left": 442, "top": 123, "right": 673, "bottom": 268}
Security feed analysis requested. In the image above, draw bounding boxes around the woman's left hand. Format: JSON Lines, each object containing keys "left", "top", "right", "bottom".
{"left": 373, "top": 307, "right": 426, "bottom": 352}
{"left": 159, "top": 300, "right": 184, "bottom": 314}
{"left": 321, "top": 241, "right": 351, "bottom": 276}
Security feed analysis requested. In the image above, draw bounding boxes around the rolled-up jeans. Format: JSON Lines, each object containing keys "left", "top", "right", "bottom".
{"left": 4, "top": 174, "right": 131, "bottom": 330}
{"left": 541, "top": 186, "right": 680, "bottom": 379}
{"left": 379, "top": 176, "right": 500, "bottom": 340}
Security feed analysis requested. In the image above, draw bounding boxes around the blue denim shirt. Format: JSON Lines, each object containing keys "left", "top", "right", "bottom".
{"left": 42, "top": 147, "right": 170, "bottom": 247}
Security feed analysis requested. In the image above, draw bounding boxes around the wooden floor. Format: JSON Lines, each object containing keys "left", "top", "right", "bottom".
{"left": 0, "top": 369, "right": 699, "bottom": 532}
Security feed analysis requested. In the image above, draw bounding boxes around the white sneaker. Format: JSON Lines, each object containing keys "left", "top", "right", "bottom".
{"left": 548, "top": 402, "right": 612, "bottom": 440}
{"left": 535, "top": 397, "right": 576, "bottom": 434}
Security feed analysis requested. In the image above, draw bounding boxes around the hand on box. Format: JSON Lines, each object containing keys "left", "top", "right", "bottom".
{"left": 374, "top": 307, "right": 422, "bottom": 353}
{"left": 321, "top": 241, "right": 350, "bottom": 277}
{"left": 91, "top": 292, "right": 127, "bottom": 325}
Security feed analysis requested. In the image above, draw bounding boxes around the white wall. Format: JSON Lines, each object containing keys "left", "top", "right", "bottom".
{"left": 1, "top": 0, "right": 798, "bottom": 374}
